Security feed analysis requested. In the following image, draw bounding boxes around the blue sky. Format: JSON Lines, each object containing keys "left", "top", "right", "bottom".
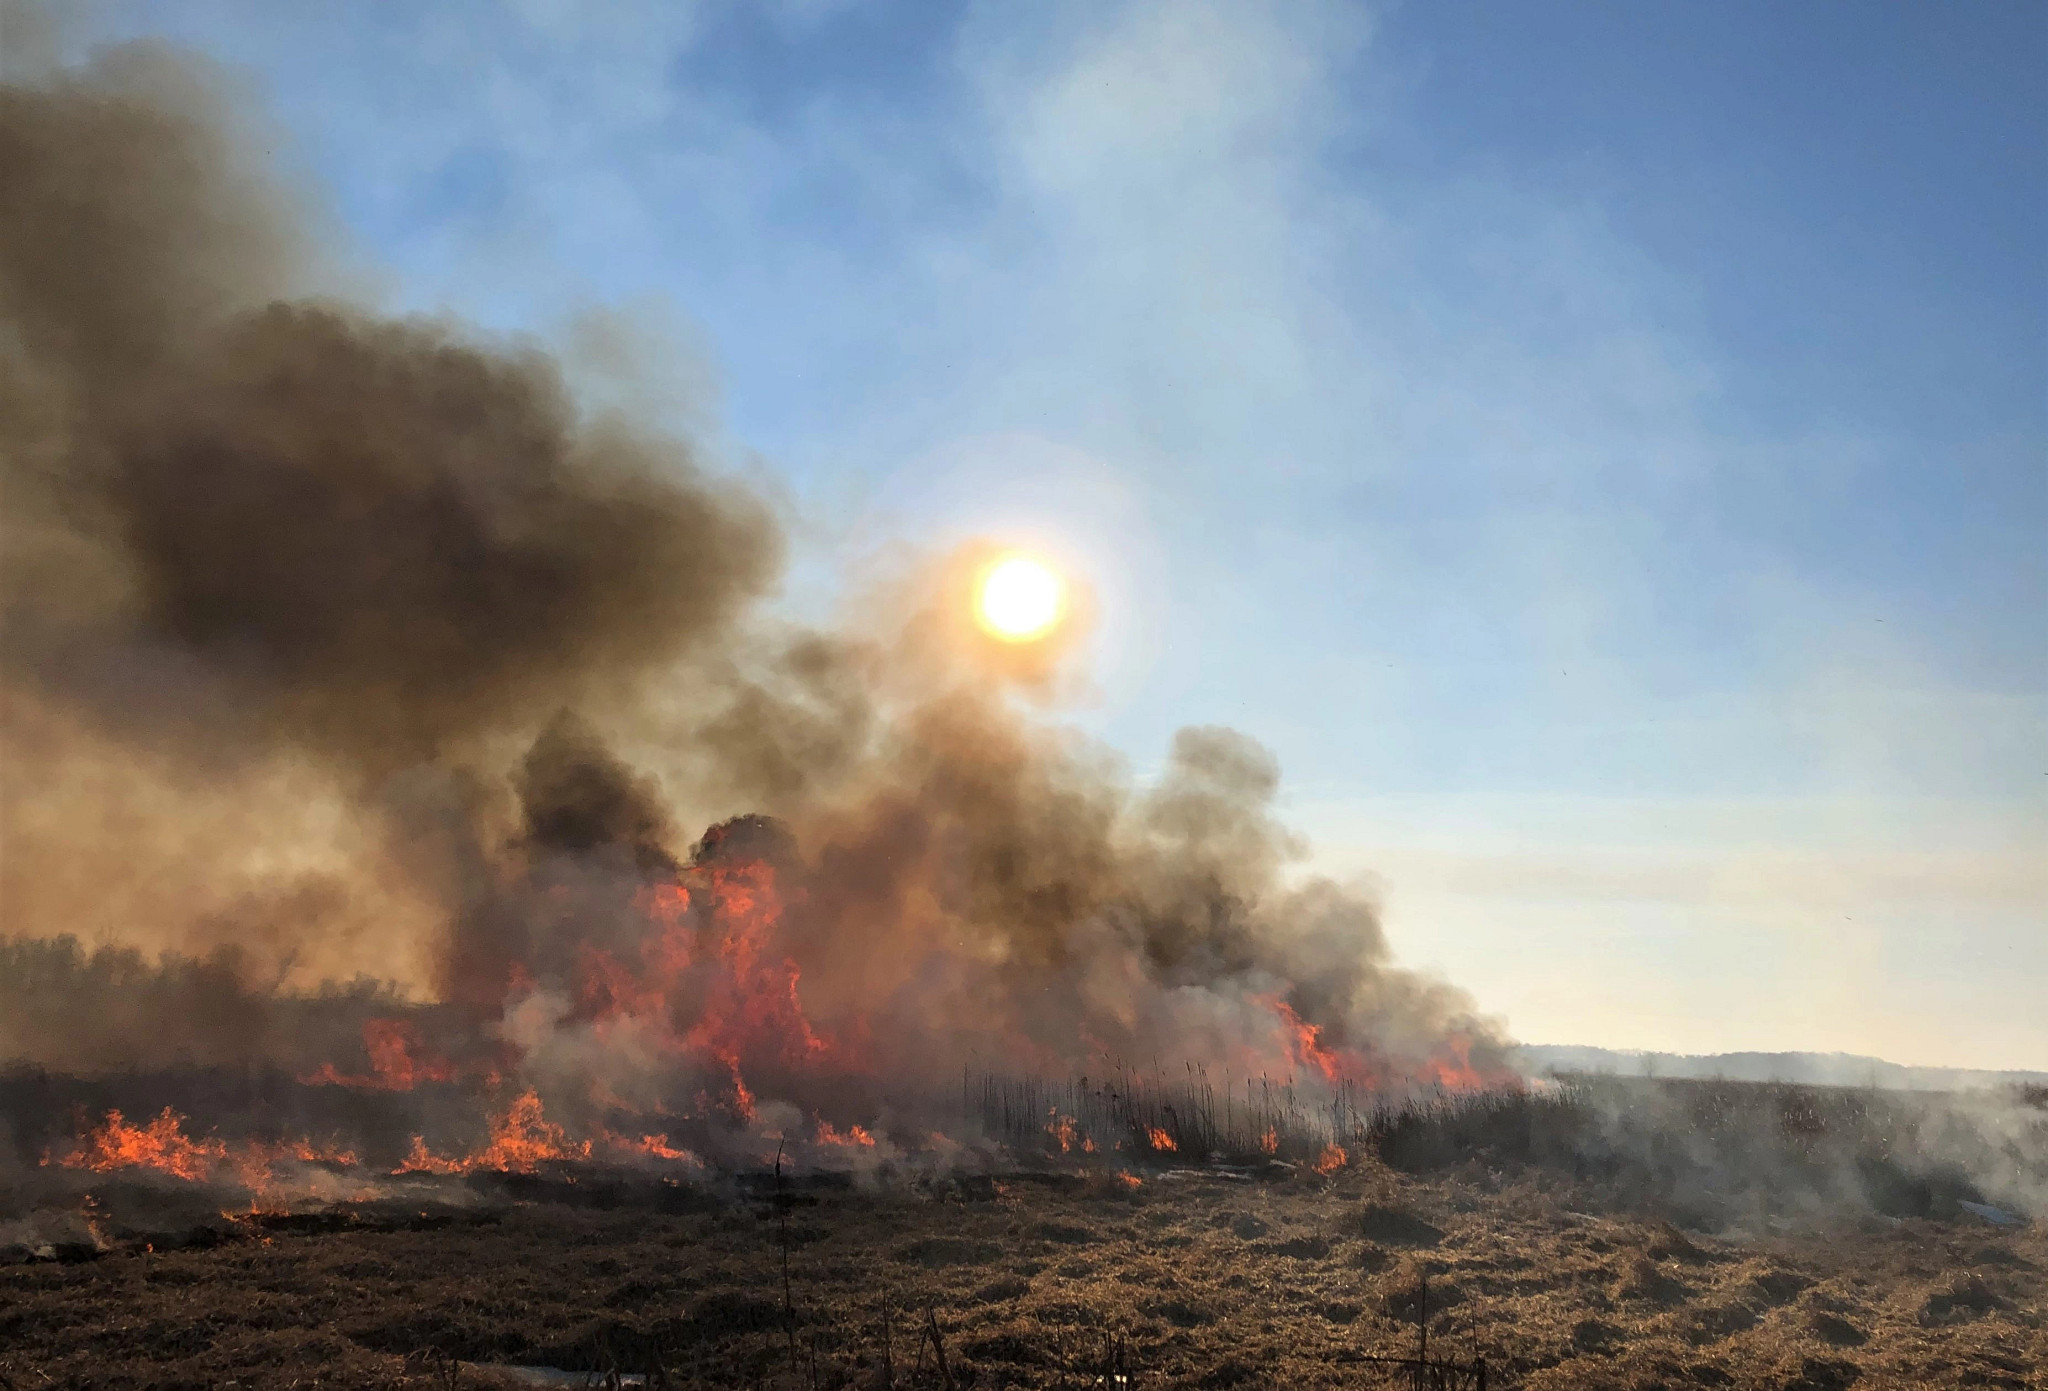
{"left": 67, "top": 0, "right": 2046, "bottom": 1067}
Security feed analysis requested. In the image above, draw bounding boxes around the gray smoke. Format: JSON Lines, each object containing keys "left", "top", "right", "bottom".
{"left": 0, "top": 35, "right": 1506, "bottom": 1124}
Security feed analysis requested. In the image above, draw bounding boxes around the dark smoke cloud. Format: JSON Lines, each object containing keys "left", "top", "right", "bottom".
{"left": 760, "top": 706, "right": 1493, "bottom": 1085}
{"left": 1, "top": 53, "right": 780, "bottom": 772}
{"left": 1, "top": 41, "right": 779, "bottom": 985}
{"left": 101, "top": 303, "right": 780, "bottom": 766}
{"left": 518, "top": 711, "right": 681, "bottom": 875}
{"left": 0, "top": 36, "right": 1505, "bottom": 1122}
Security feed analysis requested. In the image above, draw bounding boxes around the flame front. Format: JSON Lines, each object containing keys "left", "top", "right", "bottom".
{"left": 396, "top": 1090, "right": 703, "bottom": 1175}
{"left": 57, "top": 1109, "right": 228, "bottom": 1182}
{"left": 52, "top": 1108, "right": 361, "bottom": 1192}
{"left": 1, "top": 50, "right": 1522, "bottom": 1215}
{"left": 36, "top": 827, "right": 1509, "bottom": 1195}
{"left": 816, "top": 1120, "right": 875, "bottom": 1148}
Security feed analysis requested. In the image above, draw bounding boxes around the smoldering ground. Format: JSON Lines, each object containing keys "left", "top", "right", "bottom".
{"left": 0, "top": 29, "right": 1507, "bottom": 1157}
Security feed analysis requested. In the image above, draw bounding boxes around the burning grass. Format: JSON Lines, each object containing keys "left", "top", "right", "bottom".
{"left": 1, "top": 1146, "right": 2041, "bottom": 1389}
{"left": 970, "top": 1069, "right": 2048, "bottom": 1235}
{"left": 4, "top": 43, "right": 2037, "bottom": 1388}
{"left": 2, "top": 1075, "right": 2042, "bottom": 1388}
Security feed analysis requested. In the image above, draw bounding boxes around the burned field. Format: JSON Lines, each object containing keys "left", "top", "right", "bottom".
{"left": 3, "top": 37, "right": 2044, "bottom": 1391}
{"left": 3, "top": 1078, "right": 2043, "bottom": 1389}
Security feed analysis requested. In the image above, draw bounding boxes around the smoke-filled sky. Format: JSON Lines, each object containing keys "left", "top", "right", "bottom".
{"left": 9, "top": 1, "right": 2044, "bottom": 1071}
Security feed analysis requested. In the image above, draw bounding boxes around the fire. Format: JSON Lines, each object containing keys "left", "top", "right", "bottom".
{"left": 3, "top": 28, "right": 1534, "bottom": 1177}
{"left": 395, "top": 1136, "right": 464, "bottom": 1176}
{"left": 361, "top": 1018, "right": 459, "bottom": 1088}
{"left": 603, "top": 1131, "right": 701, "bottom": 1166}
{"left": 394, "top": 1091, "right": 704, "bottom": 1176}
{"left": 469, "top": 1089, "right": 589, "bottom": 1172}
{"left": 309, "top": 847, "right": 868, "bottom": 1169}
{"left": 1046, "top": 1110, "right": 1078, "bottom": 1154}
{"left": 1114, "top": 1172, "right": 1143, "bottom": 1190}
{"left": 281, "top": 1139, "right": 360, "bottom": 1166}
{"left": 56, "top": 1108, "right": 227, "bottom": 1182}
{"left": 302, "top": 1018, "right": 462, "bottom": 1090}
{"left": 1266, "top": 996, "right": 1369, "bottom": 1087}
{"left": 816, "top": 1119, "right": 876, "bottom": 1148}
{"left": 51, "top": 830, "right": 1507, "bottom": 1195}
{"left": 1417, "top": 1033, "right": 1491, "bottom": 1091}
{"left": 232, "top": 1137, "right": 361, "bottom": 1193}
{"left": 601, "top": 861, "right": 855, "bottom": 1123}
{"left": 51, "top": 1109, "right": 362, "bottom": 1190}
{"left": 1262, "top": 996, "right": 1504, "bottom": 1093}
{"left": 399, "top": 1090, "right": 591, "bottom": 1176}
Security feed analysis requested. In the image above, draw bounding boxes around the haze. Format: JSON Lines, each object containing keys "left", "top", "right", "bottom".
{"left": 25, "top": 0, "right": 2045, "bottom": 1070}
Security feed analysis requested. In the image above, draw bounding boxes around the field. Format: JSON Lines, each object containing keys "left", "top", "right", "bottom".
{"left": 1, "top": 1080, "right": 2042, "bottom": 1390}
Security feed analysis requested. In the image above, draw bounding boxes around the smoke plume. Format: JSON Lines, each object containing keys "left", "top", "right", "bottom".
{"left": 0, "top": 37, "right": 1504, "bottom": 1161}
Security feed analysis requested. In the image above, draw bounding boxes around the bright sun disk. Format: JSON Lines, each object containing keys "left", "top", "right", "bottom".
{"left": 976, "top": 554, "right": 1064, "bottom": 643}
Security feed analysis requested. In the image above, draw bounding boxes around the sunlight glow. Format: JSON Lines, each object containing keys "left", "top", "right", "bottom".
{"left": 975, "top": 554, "right": 1065, "bottom": 643}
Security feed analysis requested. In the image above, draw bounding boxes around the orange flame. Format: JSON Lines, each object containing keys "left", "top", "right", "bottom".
{"left": 1045, "top": 1110, "right": 1078, "bottom": 1154}
{"left": 296, "top": 854, "right": 861, "bottom": 1147}
{"left": 395, "top": 1135, "right": 465, "bottom": 1176}
{"left": 591, "top": 864, "right": 857, "bottom": 1125}
{"left": 1265, "top": 996, "right": 1365, "bottom": 1087}
{"left": 107, "top": 829, "right": 1509, "bottom": 1181}
{"left": 280, "top": 1138, "right": 360, "bottom": 1166}
{"left": 364, "top": 1018, "right": 459, "bottom": 1088}
{"left": 816, "top": 1120, "right": 876, "bottom": 1148}
{"left": 395, "top": 1091, "right": 703, "bottom": 1175}
{"left": 602, "top": 1130, "right": 701, "bottom": 1165}
{"left": 1259, "top": 997, "right": 1503, "bottom": 1093}
{"left": 471, "top": 1089, "right": 590, "bottom": 1172}
{"left": 56, "top": 1108, "right": 227, "bottom": 1181}
{"left": 52, "top": 1109, "right": 362, "bottom": 1190}
{"left": 302, "top": 1018, "right": 461, "bottom": 1090}
{"left": 398, "top": 1090, "right": 593, "bottom": 1175}
{"left": 1416, "top": 1033, "right": 1490, "bottom": 1091}
{"left": 1312, "top": 1143, "right": 1348, "bottom": 1176}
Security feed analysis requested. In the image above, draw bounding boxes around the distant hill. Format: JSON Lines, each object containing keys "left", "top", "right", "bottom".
{"left": 1515, "top": 1044, "right": 2048, "bottom": 1093}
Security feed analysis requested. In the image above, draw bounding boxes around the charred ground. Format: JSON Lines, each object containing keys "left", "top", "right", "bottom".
{"left": 2, "top": 1077, "right": 2042, "bottom": 1390}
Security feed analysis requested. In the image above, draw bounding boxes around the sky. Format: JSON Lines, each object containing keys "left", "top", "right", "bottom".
{"left": 42, "top": 0, "right": 2047, "bottom": 1069}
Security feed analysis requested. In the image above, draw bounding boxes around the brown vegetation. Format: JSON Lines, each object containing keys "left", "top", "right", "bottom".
{"left": 1, "top": 1152, "right": 2040, "bottom": 1389}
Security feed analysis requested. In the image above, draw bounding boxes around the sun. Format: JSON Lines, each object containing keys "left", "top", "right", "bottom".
{"left": 975, "top": 554, "right": 1065, "bottom": 643}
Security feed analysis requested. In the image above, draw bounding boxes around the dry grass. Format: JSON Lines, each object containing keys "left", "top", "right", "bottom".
{"left": 0, "top": 1156, "right": 2040, "bottom": 1389}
